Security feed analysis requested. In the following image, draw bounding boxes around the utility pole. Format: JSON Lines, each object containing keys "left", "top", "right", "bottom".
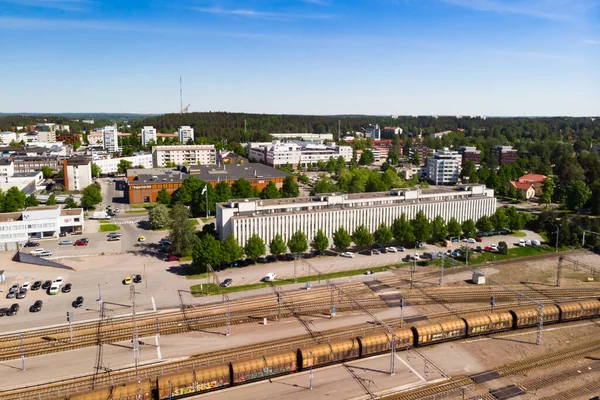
{"left": 130, "top": 284, "right": 140, "bottom": 377}
{"left": 555, "top": 228, "right": 559, "bottom": 253}
{"left": 557, "top": 256, "right": 563, "bottom": 287}
{"left": 67, "top": 311, "right": 74, "bottom": 342}
{"left": 155, "top": 318, "right": 162, "bottom": 360}
{"left": 439, "top": 254, "right": 444, "bottom": 286}
{"left": 400, "top": 297, "right": 405, "bottom": 328}
{"left": 20, "top": 333, "right": 25, "bottom": 371}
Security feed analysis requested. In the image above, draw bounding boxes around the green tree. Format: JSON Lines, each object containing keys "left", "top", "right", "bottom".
{"left": 174, "top": 176, "right": 202, "bottom": 205}
{"left": 287, "top": 231, "right": 308, "bottom": 254}
{"left": 148, "top": 204, "right": 170, "bottom": 230}
{"left": 214, "top": 181, "right": 232, "bottom": 202}
{"left": 231, "top": 178, "right": 258, "bottom": 198}
{"left": 41, "top": 166, "right": 54, "bottom": 179}
{"left": 461, "top": 219, "right": 476, "bottom": 238}
{"left": 564, "top": 180, "right": 592, "bottom": 210}
{"left": 540, "top": 178, "right": 554, "bottom": 205}
{"left": 497, "top": 241, "right": 508, "bottom": 255}
{"left": 460, "top": 160, "right": 478, "bottom": 183}
{"left": 260, "top": 181, "right": 281, "bottom": 199}
{"left": 46, "top": 193, "right": 57, "bottom": 206}
{"left": 505, "top": 207, "right": 525, "bottom": 231}
{"left": 280, "top": 176, "right": 299, "bottom": 198}
{"left": 447, "top": 217, "right": 462, "bottom": 238}
{"left": 117, "top": 159, "right": 133, "bottom": 174}
{"left": 91, "top": 163, "right": 102, "bottom": 178}
{"left": 156, "top": 188, "right": 172, "bottom": 205}
{"left": 3, "top": 187, "right": 26, "bottom": 212}
{"left": 169, "top": 203, "right": 198, "bottom": 256}
{"left": 431, "top": 216, "right": 448, "bottom": 242}
{"left": 491, "top": 208, "right": 509, "bottom": 231}
{"left": 333, "top": 226, "right": 352, "bottom": 250}
{"left": 244, "top": 234, "right": 266, "bottom": 259}
{"left": 412, "top": 151, "right": 421, "bottom": 167}
{"left": 80, "top": 183, "right": 103, "bottom": 209}
{"left": 310, "top": 229, "right": 329, "bottom": 253}
{"left": 359, "top": 150, "right": 375, "bottom": 165}
{"left": 73, "top": 140, "right": 82, "bottom": 150}
{"left": 373, "top": 223, "right": 393, "bottom": 245}
{"left": 391, "top": 214, "right": 415, "bottom": 245}
{"left": 411, "top": 211, "right": 432, "bottom": 243}
{"left": 476, "top": 216, "right": 494, "bottom": 233}
{"left": 191, "top": 234, "right": 222, "bottom": 273}
{"left": 64, "top": 197, "right": 78, "bottom": 209}
{"left": 365, "top": 173, "right": 388, "bottom": 192}
{"left": 352, "top": 225, "right": 374, "bottom": 248}
{"left": 269, "top": 234, "right": 287, "bottom": 255}
{"left": 25, "top": 193, "right": 39, "bottom": 207}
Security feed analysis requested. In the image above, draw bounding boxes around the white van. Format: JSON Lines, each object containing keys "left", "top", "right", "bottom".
{"left": 263, "top": 273, "right": 276, "bottom": 282}
{"left": 49, "top": 282, "right": 60, "bottom": 295}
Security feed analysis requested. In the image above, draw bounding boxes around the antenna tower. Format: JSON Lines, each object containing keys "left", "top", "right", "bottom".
{"left": 179, "top": 76, "right": 183, "bottom": 114}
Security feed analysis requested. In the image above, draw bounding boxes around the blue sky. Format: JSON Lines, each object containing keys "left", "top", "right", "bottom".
{"left": 0, "top": 0, "right": 598, "bottom": 116}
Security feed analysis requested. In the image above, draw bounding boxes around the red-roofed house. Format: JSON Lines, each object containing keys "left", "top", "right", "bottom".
{"left": 509, "top": 181, "right": 536, "bottom": 199}
{"left": 509, "top": 173, "right": 548, "bottom": 198}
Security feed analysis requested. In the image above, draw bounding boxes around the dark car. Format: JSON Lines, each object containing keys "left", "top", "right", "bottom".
{"left": 266, "top": 255, "right": 277, "bottom": 263}
{"left": 31, "top": 281, "right": 42, "bottom": 291}
{"left": 245, "top": 258, "right": 256, "bottom": 265}
{"left": 372, "top": 243, "right": 383, "bottom": 249}
{"left": 276, "top": 254, "right": 286, "bottom": 261}
{"left": 133, "top": 274, "right": 142, "bottom": 283}
{"left": 474, "top": 246, "right": 483, "bottom": 253}
{"left": 42, "top": 280, "right": 52, "bottom": 290}
{"left": 7, "top": 303, "right": 19, "bottom": 316}
{"left": 24, "top": 242, "right": 39, "bottom": 247}
{"left": 256, "top": 257, "right": 268, "bottom": 264}
{"left": 379, "top": 248, "right": 388, "bottom": 253}
{"left": 220, "top": 278, "right": 233, "bottom": 287}
{"left": 30, "top": 300, "right": 43, "bottom": 312}
{"left": 360, "top": 250, "right": 373, "bottom": 256}
{"left": 61, "top": 283, "right": 72, "bottom": 293}
{"left": 284, "top": 253, "right": 296, "bottom": 261}
{"left": 16, "top": 290, "right": 27, "bottom": 299}
{"left": 72, "top": 296, "right": 84, "bottom": 308}
{"left": 59, "top": 232, "right": 67, "bottom": 237}
{"left": 0, "top": 308, "right": 8, "bottom": 317}
{"left": 6, "top": 291, "right": 16, "bottom": 299}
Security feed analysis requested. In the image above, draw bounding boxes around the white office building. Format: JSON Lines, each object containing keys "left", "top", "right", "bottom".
{"left": 152, "top": 145, "right": 216, "bottom": 167}
{"left": 64, "top": 157, "right": 93, "bottom": 191}
{"left": 217, "top": 184, "right": 496, "bottom": 245}
{"left": 178, "top": 126, "right": 194, "bottom": 143}
{"left": 426, "top": 147, "right": 462, "bottom": 185}
{"left": 248, "top": 141, "right": 353, "bottom": 168}
{"left": 103, "top": 125, "right": 120, "bottom": 153}
{"left": 270, "top": 133, "right": 334, "bottom": 141}
{"left": 0, "top": 205, "right": 84, "bottom": 251}
{"left": 141, "top": 126, "right": 157, "bottom": 146}
{"left": 94, "top": 153, "right": 153, "bottom": 174}
{"left": 365, "top": 124, "right": 381, "bottom": 140}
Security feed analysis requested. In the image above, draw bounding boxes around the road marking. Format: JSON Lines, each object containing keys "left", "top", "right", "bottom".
{"left": 395, "top": 354, "right": 427, "bottom": 381}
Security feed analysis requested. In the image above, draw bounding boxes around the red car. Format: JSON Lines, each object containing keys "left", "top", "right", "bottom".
{"left": 167, "top": 255, "right": 180, "bottom": 262}
{"left": 475, "top": 237, "right": 483, "bottom": 242}
{"left": 74, "top": 240, "right": 88, "bottom": 246}
{"left": 484, "top": 245, "right": 491, "bottom": 252}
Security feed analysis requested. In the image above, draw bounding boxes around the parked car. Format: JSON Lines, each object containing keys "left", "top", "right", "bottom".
{"left": 16, "top": 290, "right": 27, "bottom": 299}
{"left": 133, "top": 275, "right": 142, "bottom": 283}
{"left": 474, "top": 246, "right": 483, "bottom": 253}
{"left": 411, "top": 254, "right": 421, "bottom": 261}
{"left": 490, "top": 244, "right": 498, "bottom": 251}
{"left": 372, "top": 243, "right": 382, "bottom": 249}
{"left": 467, "top": 238, "right": 476, "bottom": 244}
{"left": 30, "top": 300, "right": 43, "bottom": 312}
{"left": 74, "top": 240, "right": 88, "bottom": 246}
{"left": 276, "top": 254, "right": 286, "bottom": 261}
{"left": 7, "top": 303, "right": 19, "bottom": 316}
{"left": 38, "top": 250, "right": 52, "bottom": 257}
{"left": 246, "top": 257, "right": 257, "bottom": 265}
{"left": 531, "top": 239, "right": 541, "bottom": 246}
{"left": 525, "top": 240, "right": 532, "bottom": 246}
{"left": 341, "top": 252, "right": 354, "bottom": 258}
{"left": 451, "top": 250, "right": 461, "bottom": 257}
{"left": 31, "top": 281, "right": 42, "bottom": 291}
{"left": 372, "top": 249, "right": 380, "bottom": 255}
{"left": 9, "top": 283, "right": 19, "bottom": 293}
{"left": 256, "top": 257, "right": 268, "bottom": 264}
{"left": 59, "top": 240, "right": 74, "bottom": 245}
{"left": 397, "top": 246, "right": 406, "bottom": 252}
{"left": 167, "top": 255, "right": 180, "bottom": 262}
{"left": 284, "top": 254, "right": 295, "bottom": 261}
{"left": 30, "top": 248, "right": 46, "bottom": 255}
{"left": 61, "top": 283, "right": 72, "bottom": 293}
{"left": 124, "top": 276, "right": 131, "bottom": 285}
{"left": 262, "top": 273, "right": 276, "bottom": 282}
{"left": 21, "top": 282, "right": 31, "bottom": 291}
{"left": 59, "top": 232, "right": 67, "bottom": 237}
{"left": 221, "top": 278, "right": 233, "bottom": 287}
{"left": 24, "top": 242, "right": 40, "bottom": 247}
{"left": 386, "top": 247, "right": 398, "bottom": 253}
{"left": 55, "top": 276, "right": 64, "bottom": 286}
{"left": 0, "top": 308, "right": 8, "bottom": 317}
{"left": 80, "top": 238, "right": 89, "bottom": 243}
{"left": 484, "top": 245, "right": 492, "bottom": 252}
{"left": 41, "top": 280, "right": 52, "bottom": 290}
{"left": 72, "top": 296, "right": 84, "bottom": 308}
{"left": 138, "top": 236, "right": 146, "bottom": 242}
{"left": 475, "top": 237, "right": 483, "bottom": 242}
{"left": 5, "top": 291, "right": 15, "bottom": 299}
{"left": 359, "top": 250, "right": 373, "bottom": 256}
{"left": 236, "top": 259, "right": 248, "bottom": 267}
{"left": 266, "top": 255, "right": 277, "bottom": 263}
{"left": 107, "top": 236, "right": 121, "bottom": 241}
{"left": 108, "top": 232, "right": 122, "bottom": 238}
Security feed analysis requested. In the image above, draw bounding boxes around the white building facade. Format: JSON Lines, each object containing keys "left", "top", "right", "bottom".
{"left": 365, "top": 124, "right": 381, "bottom": 140}
{"left": 178, "top": 126, "right": 194, "bottom": 143}
{"left": 152, "top": 145, "right": 216, "bottom": 167}
{"left": 217, "top": 184, "right": 496, "bottom": 245}
{"left": 426, "top": 147, "right": 462, "bottom": 185}
{"left": 64, "top": 157, "right": 93, "bottom": 191}
{"left": 103, "top": 125, "right": 120, "bottom": 153}
{"left": 248, "top": 141, "right": 353, "bottom": 168}
{"left": 0, "top": 206, "right": 84, "bottom": 251}
{"left": 270, "top": 133, "right": 334, "bottom": 141}
{"left": 141, "top": 126, "right": 157, "bottom": 146}
{"left": 94, "top": 153, "right": 153, "bottom": 174}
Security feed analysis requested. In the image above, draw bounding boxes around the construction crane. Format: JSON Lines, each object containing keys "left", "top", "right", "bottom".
{"left": 181, "top": 104, "right": 190, "bottom": 114}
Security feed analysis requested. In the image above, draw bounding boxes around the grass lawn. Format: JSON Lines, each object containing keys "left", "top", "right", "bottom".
{"left": 201, "top": 218, "right": 211, "bottom": 223}
{"left": 471, "top": 245, "right": 560, "bottom": 264}
{"left": 131, "top": 203, "right": 155, "bottom": 209}
{"left": 189, "top": 265, "right": 393, "bottom": 296}
{"left": 189, "top": 219, "right": 200, "bottom": 226}
{"left": 125, "top": 210, "right": 149, "bottom": 214}
{"left": 99, "top": 224, "right": 120, "bottom": 232}
{"left": 180, "top": 255, "right": 193, "bottom": 262}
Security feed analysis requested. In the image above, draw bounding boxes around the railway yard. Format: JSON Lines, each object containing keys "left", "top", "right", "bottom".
{"left": 1, "top": 248, "right": 600, "bottom": 399}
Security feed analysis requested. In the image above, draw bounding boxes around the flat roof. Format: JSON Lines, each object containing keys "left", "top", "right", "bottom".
{"left": 60, "top": 208, "right": 83, "bottom": 216}
{"left": 0, "top": 212, "right": 22, "bottom": 222}
{"left": 13, "top": 172, "right": 42, "bottom": 178}
{"left": 67, "top": 156, "right": 92, "bottom": 166}
{"left": 26, "top": 205, "right": 61, "bottom": 211}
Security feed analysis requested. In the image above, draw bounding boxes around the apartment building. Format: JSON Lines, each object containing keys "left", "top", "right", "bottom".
{"left": 458, "top": 146, "right": 481, "bottom": 165}
{"left": 141, "top": 126, "right": 157, "bottom": 146}
{"left": 103, "top": 125, "right": 120, "bottom": 153}
{"left": 217, "top": 184, "right": 496, "bottom": 245}
{"left": 248, "top": 141, "right": 352, "bottom": 168}
{"left": 94, "top": 153, "right": 153, "bottom": 175}
{"left": 178, "top": 126, "right": 194, "bottom": 143}
{"left": 426, "top": 148, "right": 462, "bottom": 185}
{"left": 152, "top": 145, "right": 216, "bottom": 167}
{"left": 63, "top": 157, "right": 93, "bottom": 191}
{"left": 365, "top": 124, "right": 381, "bottom": 140}
{"left": 492, "top": 145, "right": 518, "bottom": 165}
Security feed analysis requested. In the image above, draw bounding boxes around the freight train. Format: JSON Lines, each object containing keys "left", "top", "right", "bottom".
{"left": 65, "top": 299, "right": 600, "bottom": 400}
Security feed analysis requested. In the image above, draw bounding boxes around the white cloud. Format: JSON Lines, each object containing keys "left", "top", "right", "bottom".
{"left": 0, "top": 0, "right": 89, "bottom": 12}
{"left": 441, "top": 0, "right": 598, "bottom": 22}
{"left": 583, "top": 39, "right": 600, "bottom": 45}
{"left": 302, "top": 0, "right": 331, "bottom": 6}
{"left": 192, "top": 6, "right": 334, "bottom": 21}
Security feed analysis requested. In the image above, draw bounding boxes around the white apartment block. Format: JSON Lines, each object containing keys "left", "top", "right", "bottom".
{"left": 426, "top": 147, "right": 462, "bottom": 185}
{"left": 178, "top": 126, "right": 194, "bottom": 143}
{"left": 152, "top": 145, "right": 216, "bottom": 167}
{"left": 141, "top": 126, "right": 157, "bottom": 146}
{"left": 0, "top": 131, "right": 25, "bottom": 144}
{"left": 248, "top": 141, "right": 353, "bottom": 168}
{"left": 0, "top": 205, "right": 84, "bottom": 251}
{"left": 94, "top": 153, "right": 153, "bottom": 174}
{"left": 270, "top": 133, "right": 334, "bottom": 141}
{"left": 103, "top": 125, "right": 120, "bottom": 152}
{"left": 217, "top": 184, "right": 496, "bottom": 245}
{"left": 64, "top": 157, "right": 93, "bottom": 191}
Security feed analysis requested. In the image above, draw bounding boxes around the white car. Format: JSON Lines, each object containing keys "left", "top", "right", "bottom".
{"left": 55, "top": 276, "right": 64, "bottom": 286}
{"left": 490, "top": 244, "right": 498, "bottom": 251}
{"left": 397, "top": 247, "right": 405, "bottom": 252}
{"left": 386, "top": 247, "right": 397, "bottom": 253}
{"left": 21, "top": 282, "right": 31, "bottom": 291}
{"left": 467, "top": 238, "right": 476, "bottom": 244}
{"left": 525, "top": 240, "right": 532, "bottom": 246}
{"left": 30, "top": 248, "right": 46, "bottom": 255}
{"left": 411, "top": 254, "right": 420, "bottom": 261}
{"left": 341, "top": 252, "right": 355, "bottom": 258}
{"left": 531, "top": 239, "right": 541, "bottom": 246}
